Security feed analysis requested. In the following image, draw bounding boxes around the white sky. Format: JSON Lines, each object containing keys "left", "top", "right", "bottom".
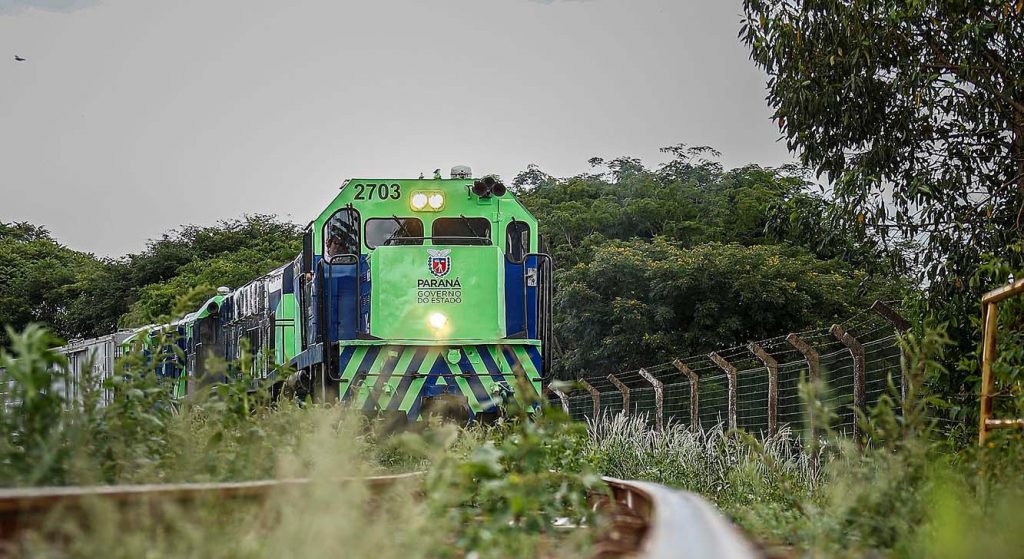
{"left": 0, "top": 0, "right": 792, "bottom": 256}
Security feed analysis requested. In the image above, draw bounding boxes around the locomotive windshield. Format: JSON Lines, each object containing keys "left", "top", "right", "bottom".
{"left": 324, "top": 208, "right": 360, "bottom": 256}
{"left": 365, "top": 217, "right": 424, "bottom": 249}
{"left": 432, "top": 217, "right": 491, "bottom": 245}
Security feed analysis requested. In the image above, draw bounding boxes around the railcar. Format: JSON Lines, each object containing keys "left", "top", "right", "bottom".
{"left": 50, "top": 331, "right": 133, "bottom": 406}
{"left": 283, "top": 168, "right": 553, "bottom": 421}
{"left": 66, "top": 167, "right": 552, "bottom": 423}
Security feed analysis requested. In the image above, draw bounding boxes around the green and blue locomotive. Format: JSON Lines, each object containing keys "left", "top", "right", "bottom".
{"left": 115, "top": 167, "right": 552, "bottom": 422}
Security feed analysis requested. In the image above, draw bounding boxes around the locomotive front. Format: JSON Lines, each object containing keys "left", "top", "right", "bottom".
{"left": 282, "top": 168, "right": 552, "bottom": 422}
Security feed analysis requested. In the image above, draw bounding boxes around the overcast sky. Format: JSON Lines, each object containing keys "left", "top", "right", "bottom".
{"left": 0, "top": 0, "right": 792, "bottom": 257}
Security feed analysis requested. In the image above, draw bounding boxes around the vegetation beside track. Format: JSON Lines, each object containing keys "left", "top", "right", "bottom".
{"left": 4, "top": 323, "right": 1024, "bottom": 558}
{"left": 0, "top": 324, "right": 600, "bottom": 558}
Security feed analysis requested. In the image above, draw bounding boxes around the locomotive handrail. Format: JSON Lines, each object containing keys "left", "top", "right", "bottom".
{"left": 524, "top": 253, "right": 554, "bottom": 382}
{"left": 317, "top": 253, "right": 361, "bottom": 383}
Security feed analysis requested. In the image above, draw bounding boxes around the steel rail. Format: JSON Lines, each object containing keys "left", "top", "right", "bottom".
{"left": 597, "top": 477, "right": 762, "bottom": 559}
{"left": 0, "top": 472, "right": 423, "bottom": 541}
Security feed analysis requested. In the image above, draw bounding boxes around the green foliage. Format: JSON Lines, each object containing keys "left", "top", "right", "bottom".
{"left": 516, "top": 148, "right": 905, "bottom": 378}
{"left": 579, "top": 324, "right": 1024, "bottom": 557}
{"left": 119, "top": 214, "right": 301, "bottom": 326}
{"left": 741, "top": 1, "right": 1024, "bottom": 289}
{"left": 0, "top": 223, "right": 105, "bottom": 348}
{"left": 588, "top": 414, "right": 817, "bottom": 503}
{"left": 918, "top": 251, "right": 1024, "bottom": 428}
{"left": 517, "top": 146, "right": 823, "bottom": 267}
{"left": 554, "top": 238, "right": 890, "bottom": 376}
{"left": 739, "top": 1, "right": 1024, "bottom": 426}
{"left": 6, "top": 323, "right": 1024, "bottom": 557}
{"left": 406, "top": 380, "right": 599, "bottom": 558}
{"left": 0, "top": 214, "right": 301, "bottom": 348}
{"left": 805, "top": 328, "right": 948, "bottom": 555}
{"left": 0, "top": 326, "right": 595, "bottom": 558}
{"left": 0, "top": 325, "right": 71, "bottom": 485}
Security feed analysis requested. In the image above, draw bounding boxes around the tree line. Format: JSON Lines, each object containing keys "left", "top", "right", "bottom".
{"left": 0, "top": 216, "right": 301, "bottom": 348}
{"left": 513, "top": 145, "right": 902, "bottom": 377}
{"left": 1, "top": 146, "right": 900, "bottom": 379}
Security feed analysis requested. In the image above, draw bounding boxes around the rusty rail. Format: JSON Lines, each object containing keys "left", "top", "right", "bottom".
{"left": 0, "top": 472, "right": 423, "bottom": 542}
{"left": 596, "top": 477, "right": 761, "bottom": 559}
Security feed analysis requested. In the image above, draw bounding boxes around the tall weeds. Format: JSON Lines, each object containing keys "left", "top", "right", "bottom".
{"left": 7, "top": 321, "right": 1024, "bottom": 557}
{"left": 0, "top": 325, "right": 595, "bottom": 558}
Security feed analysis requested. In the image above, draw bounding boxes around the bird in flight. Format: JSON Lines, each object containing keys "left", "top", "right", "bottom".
{"left": 14, "top": 55, "right": 25, "bottom": 62}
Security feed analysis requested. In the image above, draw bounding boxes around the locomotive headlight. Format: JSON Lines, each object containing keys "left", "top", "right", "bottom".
{"left": 428, "top": 312, "right": 448, "bottom": 329}
{"left": 411, "top": 192, "right": 429, "bottom": 210}
{"left": 428, "top": 193, "right": 445, "bottom": 209}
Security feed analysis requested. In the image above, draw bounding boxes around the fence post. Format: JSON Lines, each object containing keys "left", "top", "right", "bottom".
{"left": 869, "top": 300, "right": 911, "bottom": 331}
{"left": 831, "top": 324, "right": 866, "bottom": 444}
{"left": 786, "top": 333, "right": 820, "bottom": 382}
{"left": 870, "top": 300, "right": 911, "bottom": 402}
{"left": 545, "top": 386, "right": 570, "bottom": 414}
{"left": 787, "top": 333, "right": 821, "bottom": 443}
{"left": 639, "top": 368, "right": 664, "bottom": 431}
{"left": 578, "top": 379, "right": 600, "bottom": 420}
{"left": 748, "top": 343, "right": 778, "bottom": 436}
{"left": 607, "top": 374, "right": 630, "bottom": 416}
{"left": 672, "top": 359, "right": 700, "bottom": 428}
{"left": 709, "top": 352, "right": 738, "bottom": 431}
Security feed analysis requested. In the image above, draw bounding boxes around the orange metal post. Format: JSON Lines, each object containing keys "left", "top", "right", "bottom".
{"left": 977, "top": 278, "right": 1024, "bottom": 446}
{"left": 979, "top": 302, "right": 998, "bottom": 445}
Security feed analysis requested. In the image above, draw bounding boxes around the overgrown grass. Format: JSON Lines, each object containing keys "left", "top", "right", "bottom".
{"left": 587, "top": 414, "right": 818, "bottom": 545}
{"left": 5, "top": 323, "right": 1024, "bottom": 557}
{"left": 0, "top": 326, "right": 598, "bottom": 558}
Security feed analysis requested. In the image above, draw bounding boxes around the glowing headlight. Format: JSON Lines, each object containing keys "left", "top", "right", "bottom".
{"left": 428, "top": 193, "right": 445, "bottom": 209}
{"left": 411, "top": 193, "right": 428, "bottom": 210}
{"left": 428, "top": 312, "right": 448, "bottom": 329}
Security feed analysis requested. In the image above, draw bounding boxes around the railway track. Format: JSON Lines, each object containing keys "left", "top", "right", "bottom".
{"left": 596, "top": 477, "right": 761, "bottom": 559}
{"left": 0, "top": 474, "right": 760, "bottom": 559}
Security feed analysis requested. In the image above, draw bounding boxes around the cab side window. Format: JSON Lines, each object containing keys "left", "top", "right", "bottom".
{"left": 505, "top": 221, "right": 530, "bottom": 262}
{"left": 323, "top": 208, "right": 361, "bottom": 258}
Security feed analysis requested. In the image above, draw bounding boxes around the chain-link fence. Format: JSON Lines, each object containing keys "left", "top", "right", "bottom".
{"left": 550, "top": 301, "right": 909, "bottom": 438}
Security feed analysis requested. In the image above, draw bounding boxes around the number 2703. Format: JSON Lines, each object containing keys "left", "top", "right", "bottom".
{"left": 353, "top": 183, "right": 401, "bottom": 200}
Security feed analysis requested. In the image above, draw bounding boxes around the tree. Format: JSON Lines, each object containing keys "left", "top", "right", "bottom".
{"left": 741, "top": 1, "right": 1024, "bottom": 290}
{"left": 740, "top": 1, "right": 1024, "bottom": 421}
{"left": 517, "top": 145, "right": 850, "bottom": 267}
{"left": 515, "top": 148, "right": 906, "bottom": 377}
{"left": 0, "top": 215, "right": 302, "bottom": 347}
{"left": 0, "top": 222, "right": 104, "bottom": 347}
{"left": 554, "top": 238, "right": 889, "bottom": 377}
{"left": 118, "top": 215, "right": 301, "bottom": 325}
